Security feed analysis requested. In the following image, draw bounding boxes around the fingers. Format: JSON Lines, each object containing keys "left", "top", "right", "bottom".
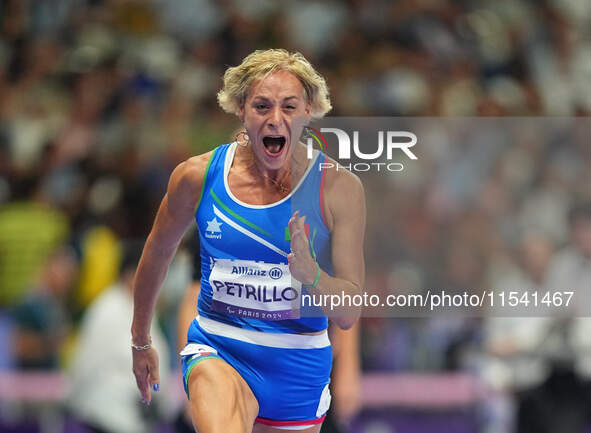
{"left": 289, "top": 212, "right": 307, "bottom": 249}
{"left": 150, "top": 360, "right": 160, "bottom": 394}
{"left": 287, "top": 251, "right": 296, "bottom": 265}
{"left": 288, "top": 211, "right": 298, "bottom": 237}
{"left": 133, "top": 363, "right": 151, "bottom": 404}
{"left": 132, "top": 349, "right": 159, "bottom": 405}
{"left": 289, "top": 211, "right": 306, "bottom": 231}
{"left": 289, "top": 211, "right": 318, "bottom": 284}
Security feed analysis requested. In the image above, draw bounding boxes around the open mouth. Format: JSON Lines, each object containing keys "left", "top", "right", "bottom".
{"left": 262, "top": 135, "right": 286, "bottom": 156}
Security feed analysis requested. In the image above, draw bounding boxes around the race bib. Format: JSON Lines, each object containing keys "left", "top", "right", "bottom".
{"left": 209, "top": 259, "right": 301, "bottom": 320}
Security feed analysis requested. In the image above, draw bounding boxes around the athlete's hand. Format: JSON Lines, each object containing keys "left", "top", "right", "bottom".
{"left": 287, "top": 211, "right": 318, "bottom": 286}
{"left": 132, "top": 346, "right": 160, "bottom": 405}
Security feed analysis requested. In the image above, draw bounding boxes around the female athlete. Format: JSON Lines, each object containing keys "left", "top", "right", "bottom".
{"left": 131, "top": 48, "right": 365, "bottom": 433}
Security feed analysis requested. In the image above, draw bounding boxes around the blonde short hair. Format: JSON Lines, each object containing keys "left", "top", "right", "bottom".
{"left": 217, "top": 49, "right": 332, "bottom": 118}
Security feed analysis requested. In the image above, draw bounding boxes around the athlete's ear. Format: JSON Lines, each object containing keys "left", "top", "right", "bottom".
{"left": 305, "top": 102, "right": 311, "bottom": 117}
{"left": 238, "top": 105, "right": 245, "bottom": 123}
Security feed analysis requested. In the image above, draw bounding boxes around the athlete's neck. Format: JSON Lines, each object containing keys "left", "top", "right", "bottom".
{"left": 236, "top": 143, "right": 308, "bottom": 191}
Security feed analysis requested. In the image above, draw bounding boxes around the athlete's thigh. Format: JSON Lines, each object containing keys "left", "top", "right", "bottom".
{"left": 252, "top": 423, "right": 322, "bottom": 433}
{"left": 188, "top": 357, "right": 259, "bottom": 433}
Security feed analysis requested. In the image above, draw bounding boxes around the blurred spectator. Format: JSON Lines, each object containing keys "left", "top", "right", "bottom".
{"left": 485, "top": 233, "right": 555, "bottom": 386}
{"left": 11, "top": 245, "right": 77, "bottom": 369}
{"left": 0, "top": 177, "right": 69, "bottom": 306}
{"left": 481, "top": 233, "right": 555, "bottom": 433}
{"left": 67, "top": 241, "right": 171, "bottom": 433}
{"left": 75, "top": 225, "right": 122, "bottom": 312}
{"left": 509, "top": 203, "right": 591, "bottom": 433}
{"left": 545, "top": 203, "right": 591, "bottom": 377}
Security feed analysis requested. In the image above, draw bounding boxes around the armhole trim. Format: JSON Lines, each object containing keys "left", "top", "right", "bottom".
{"left": 319, "top": 157, "right": 329, "bottom": 229}
{"left": 194, "top": 147, "right": 218, "bottom": 215}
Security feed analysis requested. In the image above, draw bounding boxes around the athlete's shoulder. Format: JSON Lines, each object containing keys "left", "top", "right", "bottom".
{"left": 167, "top": 148, "right": 218, "bottom": 203}
{"left": 177, "top": 150, "right": 214, "bottom": 183}
{"left": 180, "top": 142, "right": 234, "bottom": 183}
{"left": 321, "top": 153, "right": 364, "bottom": 197}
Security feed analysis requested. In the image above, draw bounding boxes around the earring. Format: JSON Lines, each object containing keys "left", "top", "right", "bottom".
{"left": 235, "top": 130, "right": 250, "bottom": 147}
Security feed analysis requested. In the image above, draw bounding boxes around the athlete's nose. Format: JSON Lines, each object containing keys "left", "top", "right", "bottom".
{"left": 267, "top": 106, "right": 282, "bottom": 130}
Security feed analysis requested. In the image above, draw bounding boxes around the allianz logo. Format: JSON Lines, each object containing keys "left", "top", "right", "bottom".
{"left": 231, "top": 266, "right": 283, "bottom": 280}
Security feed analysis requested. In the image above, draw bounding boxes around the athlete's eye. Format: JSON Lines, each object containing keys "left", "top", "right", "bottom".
{"left": 256, "top": 104, "right": 268, "bottom": 110}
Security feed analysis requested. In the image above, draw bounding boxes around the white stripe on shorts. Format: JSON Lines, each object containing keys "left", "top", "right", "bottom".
{"left": 197, "top": 316, "right": 330, "bottom": 349}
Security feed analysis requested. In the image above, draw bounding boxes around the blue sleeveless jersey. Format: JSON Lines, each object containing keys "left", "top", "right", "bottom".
{"left": 195, "top": 142, "right": 332, "bottom": 333}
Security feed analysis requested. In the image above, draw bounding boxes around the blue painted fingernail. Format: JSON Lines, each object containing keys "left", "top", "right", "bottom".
{"left": 153, "top": 384, "right": 159, "bottom": 392}
{"left": 141, "top": 398, "right": 147, "bottom": 404}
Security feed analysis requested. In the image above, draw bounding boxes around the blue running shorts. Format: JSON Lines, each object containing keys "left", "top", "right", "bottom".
{"left": 180, "top": 316, "right": 332, "bottom": 428}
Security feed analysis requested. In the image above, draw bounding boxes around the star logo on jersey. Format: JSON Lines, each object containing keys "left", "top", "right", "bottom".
{"left": 205, "top": 217, "right": 223, "bottom": 239}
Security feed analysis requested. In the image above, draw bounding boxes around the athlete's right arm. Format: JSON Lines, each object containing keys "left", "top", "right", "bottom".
{"left": 131, "top": 152, "right": 211, "bottom": 404}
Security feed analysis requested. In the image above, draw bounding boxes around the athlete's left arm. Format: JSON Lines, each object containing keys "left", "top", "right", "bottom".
{"left": 288, "top": 169, "right": 366, "bottom": 329}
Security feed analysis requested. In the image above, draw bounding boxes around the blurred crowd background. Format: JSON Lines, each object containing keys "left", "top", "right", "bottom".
{"left": 1, "top": 1, "right": 591, "bottom": 433}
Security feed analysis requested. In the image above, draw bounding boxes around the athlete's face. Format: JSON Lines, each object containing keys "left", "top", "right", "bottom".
{"left": 240, "top": 70, "right": 311, "bottom": 171}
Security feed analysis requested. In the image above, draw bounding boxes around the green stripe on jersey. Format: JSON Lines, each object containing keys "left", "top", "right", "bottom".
{"left": 194, "top": 147, "right": 218, "bottom": 214}
{"left": 210, "top": 189, "right": 273, "bottom": 238}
